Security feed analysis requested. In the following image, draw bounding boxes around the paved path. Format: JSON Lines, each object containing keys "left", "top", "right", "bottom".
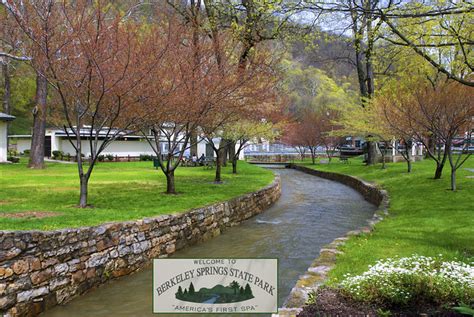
{"left": 44, "top": 158, "right": 75, "bottom": 164}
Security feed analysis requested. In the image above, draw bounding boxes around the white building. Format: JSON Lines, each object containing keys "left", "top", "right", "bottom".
{"left": 0, "top": 113, "right": 15, "bottom": 163}
{"left": 9, "top": 127, "right": 244, "bottom": 160}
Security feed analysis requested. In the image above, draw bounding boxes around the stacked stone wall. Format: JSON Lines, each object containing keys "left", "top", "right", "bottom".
{"left": 0, "top": 177, "right": 281, "bottom": 316}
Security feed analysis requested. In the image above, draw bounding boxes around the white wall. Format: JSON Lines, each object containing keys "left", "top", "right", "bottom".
{"left": 58, "top": 138, "right": 156, "bottom": 157}
{"left": 0, "top": 122, "right": 7, "bottom": 162}
{"left": 15, "top": 139, "right": 31, "bottom": 154}
{"left": 196, "top": 138, "right": 245, "bottom": 160}
{"left": 8, "top": 134, "right": 245, "bottom": 160}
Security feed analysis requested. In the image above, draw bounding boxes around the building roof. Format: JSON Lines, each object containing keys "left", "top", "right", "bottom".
{"left": 0, "top": 112, "right": 16, "bottom": 121}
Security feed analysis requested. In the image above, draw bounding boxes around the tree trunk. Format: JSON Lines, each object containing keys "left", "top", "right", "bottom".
{"left": 366, "top": 140, "right": 377, "bottom": 165}
{"left": 28, "top": 72, "right": 48, "bottom": 169}
{"left": 2, "top": 63, "right": 11, "bottom": 153}
{"left": 214, "top": 148, "right": 223, "bottom": 183}
{"left": 434, "top": 163, "right": 444, "bottom": 179}
{"left": 311, "top": 152, "right": 315, "bottom": 164}
{"left": 406, "top": 148, "right": 412, "bottom": 173}
{"left": 426, "top": 136, "right": 435, "bottom": 159}
{"left": 228, "top": 140, "right": 236, "bottom": 163}
{"left": 222, "top": 144, "right": 228, "bottom": 167}
{"left": 79, "top": 174, "right": 89, "bottom": 208}
{"left": 232, "top": 158, "right": 237, "bottom": 174}
{"left": 165, "top": 169, "right": 176, "bottom": 194}
{"left": 190, "top": 129, "right": 198, "bottom": 156}
{"left": 2, "top": 63, "right": 10, "bottom": 113}
{"left": 450, "top": 167, "right": 456, "bottom": 191}
{"left": 365, "top": 0, "right": 375, "bottom": 98}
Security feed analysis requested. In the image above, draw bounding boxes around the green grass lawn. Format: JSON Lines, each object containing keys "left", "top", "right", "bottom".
{"left": 0, "top": 160, "right": 274, "bottom": 230}
{"left": 298, "top": 156, "right": 474, "bottom": 284}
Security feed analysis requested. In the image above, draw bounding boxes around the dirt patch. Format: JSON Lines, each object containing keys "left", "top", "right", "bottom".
{"left": 1, "top": 211, "right": 61, "bottom": 219}
{"left": 0, "top": 199, "right": 26, "bottom": 206}
{"left": 298, "top": 287, "right": 463, "bottom": 317}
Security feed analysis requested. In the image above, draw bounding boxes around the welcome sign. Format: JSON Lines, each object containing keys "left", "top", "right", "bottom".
{"left": 153, "top": 258, "right": 278, "bottom": 314}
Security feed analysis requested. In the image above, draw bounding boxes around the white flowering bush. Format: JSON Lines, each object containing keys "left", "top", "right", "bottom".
{"left": 340, "top": 255, "right": 474, "bottom": 306}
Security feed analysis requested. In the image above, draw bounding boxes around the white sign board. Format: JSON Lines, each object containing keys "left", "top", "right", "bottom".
{"left": 153, "top": 258, "right": 278, "bottom": 314}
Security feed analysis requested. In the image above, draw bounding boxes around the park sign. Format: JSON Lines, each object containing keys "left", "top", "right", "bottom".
{"left": 153, "top": 258, "right": 278, "bottom": 314}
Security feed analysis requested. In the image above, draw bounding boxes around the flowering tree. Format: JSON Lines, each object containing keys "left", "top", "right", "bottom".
{"left": 139, "top": 22, "right": 242, "bottom": 193}
{"left": 10, "top": 1, "right": 164, "bottom": 207}
{"left": 376, "top": 80, "right": 473, "bottom": 188}
{"left": 411, "top": 82, "right": 472, "bottom": 188}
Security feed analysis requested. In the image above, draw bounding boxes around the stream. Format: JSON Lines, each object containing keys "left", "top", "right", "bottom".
{"left": 42, "top": 167, "right": 376, "bottom": 317}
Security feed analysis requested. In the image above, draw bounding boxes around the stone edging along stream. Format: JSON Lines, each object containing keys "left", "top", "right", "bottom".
{"left": 276, "top": 164, "right": 390, "bottom": 317}
{"left": 0, "top": 176, "right": 281, "bottom": 317}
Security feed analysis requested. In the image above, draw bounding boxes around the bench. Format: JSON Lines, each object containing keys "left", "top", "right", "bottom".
{"left": 203, "top": 158, "right": 216, "bottom": 169}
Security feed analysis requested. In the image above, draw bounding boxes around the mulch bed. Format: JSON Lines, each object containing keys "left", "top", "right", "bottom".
{"left": 297, "top": 287, "right": 465, "bottom": 317}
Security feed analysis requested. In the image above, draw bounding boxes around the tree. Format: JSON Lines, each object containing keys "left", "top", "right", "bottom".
{"left": 27, "top": 1, "right": 163, "bottom": 207}
{"left": 282, "top": 61, "right": 350, "bottom": 163}
{"left": 377, "top": 79, "right": 473, "bottom": 186}
{"left": 139, "top": 16, "right": 229, "bottom": 194}
{"left": 222, "top": 119, "right": 280, "bottom": 173}
{"left": 303, "top": 0, "right": 473, "bottom": 87}
{"left": 282, "top": 122, "right": 308, "bottom": 161}
{"left": 244, "top": 283, "right": 253, "bottom": 297}
{"left": 412, "top": 82, "right": 473, "bottom": 188}
{"left": 378, "top": 3, "right": 473, "bottom": 87}
{"left": 2, "top": 1, "right": 51, "bottom": 168}
{"left": 176, "top": 286, "right": 183, "bottom": 297}
{"left": 229, "top": 281, "right": 240, "bottom": 295}
{"left": 335, "top": 99, "right": 391, "bottom": 167}
{"left": 200, "top": 48, "right": 280, "bottom": 183}
{"left": 188, "top": 282, "right": 195, "bottom": 295}
{"left": 377, "top": 94, "right": 419, "bottom": 173}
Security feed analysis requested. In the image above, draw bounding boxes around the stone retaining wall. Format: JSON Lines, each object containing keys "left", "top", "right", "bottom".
{"left": 277, "top": 165, "right": 389, "bottom": 316}
{"left": 0, "top": 176, "right": 281, "bottom": 317}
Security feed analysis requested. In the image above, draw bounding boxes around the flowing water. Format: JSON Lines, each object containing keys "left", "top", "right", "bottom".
{"left": 42, "top": 167, "right": 376, "bottom": 317}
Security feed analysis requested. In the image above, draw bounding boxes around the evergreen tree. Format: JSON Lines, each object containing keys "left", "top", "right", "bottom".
{"left": 239, "top": 286, "right": 244, "bottom": 295}
{"left": 244, "top": 284, "right": 253, "bottom": 297}
{"left": 229, "top": 281, "right": 240, "bottom": 295}
{"left": 176, "top": 286, "right": 183, "bottom": 298}
{"left": 183, "top": 289, "right": 188, "bottom": 296}
{"left": 189, "top": 282, "right": 195, "bottom": 295}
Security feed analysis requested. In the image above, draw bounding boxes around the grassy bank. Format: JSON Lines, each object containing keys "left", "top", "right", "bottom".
{"left": 299, "top": 157, "right": 474, "bottom": 284}
{"left": 0, "top": 160, "right": 274, "bottom": 230}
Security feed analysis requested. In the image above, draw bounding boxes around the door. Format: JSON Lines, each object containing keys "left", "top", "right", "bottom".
{"left": 44, "top": 136, "right": 51, "bottom": 157}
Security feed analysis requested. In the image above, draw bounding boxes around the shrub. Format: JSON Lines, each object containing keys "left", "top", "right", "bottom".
{"left": 98, "top": 155, "right": 105, "bottom": 162}
{"left": 23, "top": 149, "right": 30, "bottom": 156}
{"left": 140, "top": 154, "right": 152, "bottom": 161}
{"left": 52, "top": 150, "right": 64, "bottom": 160}
{"left": 340, "top": 255, "right": 474, "bottom": 307}
{"left": 7, "top": 156, "right": 20, "bottom": 163}
{"left": 106, "top": 154, "right": 114, "bottom": 161}
{"left": 8, "top": 150, "right": 18, "bottom": 156}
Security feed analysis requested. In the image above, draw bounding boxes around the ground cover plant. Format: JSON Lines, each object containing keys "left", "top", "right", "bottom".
{"left": 340, "top": 255, "right": 473, "bottom": 307}
{"left": 0, "top": 160, "right": 274, "bottom": 230}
